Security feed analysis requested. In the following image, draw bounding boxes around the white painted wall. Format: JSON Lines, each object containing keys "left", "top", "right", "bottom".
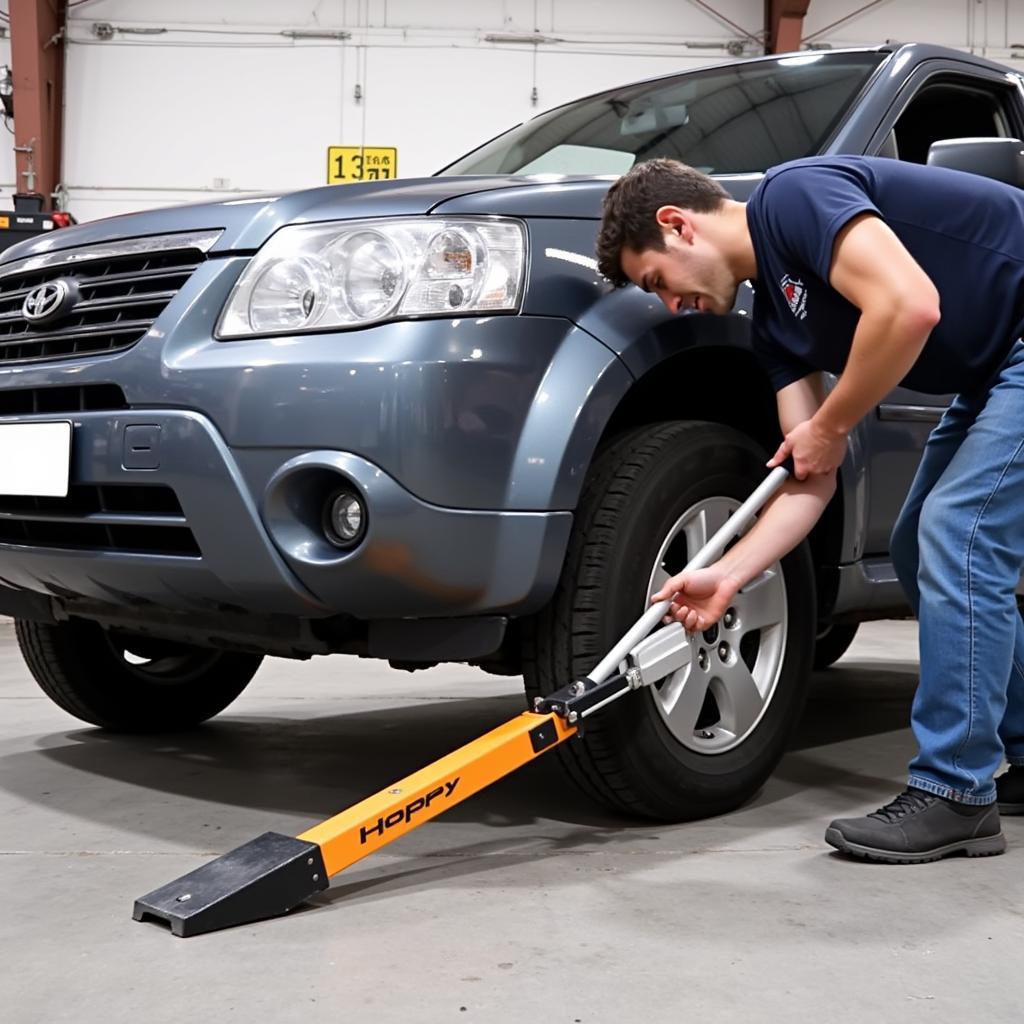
{"left": 803, "top": 0, "right": 1022, "bottom": 51}
{"left": 0, "top": 1, "right": 1020, "bottom": 222}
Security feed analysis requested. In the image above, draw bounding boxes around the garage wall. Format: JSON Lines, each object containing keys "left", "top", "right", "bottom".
{"left": 803, "top": 0, "right": 1020, "bottom": 51}
{"left": 0, "top": 1, "right": 1022, "bottom": 222}
{"left": 56, "top": 0, "right": 757, "bottom": 221}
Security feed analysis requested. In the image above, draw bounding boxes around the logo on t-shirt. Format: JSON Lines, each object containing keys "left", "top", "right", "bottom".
{"left": 780, "top": 274, "right": 807, "bottom": 321}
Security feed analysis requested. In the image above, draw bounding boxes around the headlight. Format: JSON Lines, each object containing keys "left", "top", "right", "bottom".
{"left": 216, "top": 216, "right": 526, "bottom": 338}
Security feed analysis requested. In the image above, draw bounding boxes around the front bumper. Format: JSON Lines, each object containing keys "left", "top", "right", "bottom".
{"left": 0, "top": 408, "right": 572, "bottom": 621}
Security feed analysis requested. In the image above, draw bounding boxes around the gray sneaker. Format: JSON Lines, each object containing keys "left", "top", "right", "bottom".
{"left": 996, "top": 765, "right": 1024, "bottom": 815}
{"left": 825, "top": 788, "right": 1006, "bottom": 863}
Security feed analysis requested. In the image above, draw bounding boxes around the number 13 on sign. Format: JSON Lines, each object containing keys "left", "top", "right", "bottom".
{"left": 327, "top": 147, "right": 398, "bottom": 184}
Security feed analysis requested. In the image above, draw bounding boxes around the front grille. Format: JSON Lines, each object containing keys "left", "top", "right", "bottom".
{"left": 0, "top": 484, "right": 200, "bottom": 556}
{"left": 0, "top": 231, "right": 219, "bottom": 366}
{"left": 0, "top": 383, "right": 128, "bottom": 416}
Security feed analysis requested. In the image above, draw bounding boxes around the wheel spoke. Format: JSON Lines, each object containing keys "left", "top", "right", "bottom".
{"left": 716, "top": 660, "right": 766, "bottom": 737}
{"left": 657, "top": 661, "right": 712, "bottom": 735}
{"left": 736, "top": 570, "right": 785, "bottom": 632}
{"left": 683, "top": 502, "right": 732, "bottom": 557}
{"left": 650, "top": 565, "right": 671, "bottom": 599}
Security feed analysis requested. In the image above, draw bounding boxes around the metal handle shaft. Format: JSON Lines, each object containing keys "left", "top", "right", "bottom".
{"left": 585, "top": 463, "right": 792, "bottom": 685}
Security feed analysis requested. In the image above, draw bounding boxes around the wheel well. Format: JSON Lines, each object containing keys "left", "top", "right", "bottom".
{"left": 597, "top": 346, "right": 845, "bottom": 615}
{"left": 599, "top": 346, "right": 780, "bottom": 454}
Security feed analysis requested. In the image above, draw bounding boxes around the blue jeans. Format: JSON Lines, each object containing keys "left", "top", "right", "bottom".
{"left": 890, "top": 339, "right": 1024, "bottom": 805}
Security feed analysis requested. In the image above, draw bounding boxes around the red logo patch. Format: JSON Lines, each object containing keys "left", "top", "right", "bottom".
{"left": 780, "top": 274, "right": 807, "bottom": 320}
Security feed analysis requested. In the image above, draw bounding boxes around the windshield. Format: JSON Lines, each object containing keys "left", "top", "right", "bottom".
{"left": 439, "top": 52, "right": 886, "bottom": 177}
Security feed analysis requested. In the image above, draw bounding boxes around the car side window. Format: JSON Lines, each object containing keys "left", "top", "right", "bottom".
{"left": 886, "top": 77, "right": 1016, "bottom": 164}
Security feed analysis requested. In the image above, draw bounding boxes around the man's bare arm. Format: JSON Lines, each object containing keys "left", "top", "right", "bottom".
{"left": 712, "top": 374, "right": 836, "bottom": 589}
{"left": 812, "top": 212, "right": 941, "bottom": 438}
{"left": 652, "top": 374, "right": 836, "bottom": 629}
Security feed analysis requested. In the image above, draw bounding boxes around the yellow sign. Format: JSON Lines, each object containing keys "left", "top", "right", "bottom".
{"left": 327, "top": 146, "right": 398, "bottom": 184}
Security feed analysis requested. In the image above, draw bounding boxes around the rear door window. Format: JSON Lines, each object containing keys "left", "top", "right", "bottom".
{"left": 883, "top": 74, "right": 1021, "bottom": 163}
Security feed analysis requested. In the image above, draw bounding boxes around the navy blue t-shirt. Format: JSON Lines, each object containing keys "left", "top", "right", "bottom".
{"left": 745, "top": 156, "right": 1024, "bottom": 394}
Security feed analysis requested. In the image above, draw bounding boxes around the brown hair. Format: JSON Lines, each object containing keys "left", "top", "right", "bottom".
{"left": 596, "top": 158, "right": 729, "bottom": 287}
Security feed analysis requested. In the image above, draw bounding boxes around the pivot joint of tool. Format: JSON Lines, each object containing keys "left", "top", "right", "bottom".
{"left": 536, "top": 621, "right": 693, "bottom": 722}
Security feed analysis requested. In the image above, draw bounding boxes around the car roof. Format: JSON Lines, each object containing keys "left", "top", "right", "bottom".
{"left": 528, "top": 42, "right": 1017, "bottom": 123}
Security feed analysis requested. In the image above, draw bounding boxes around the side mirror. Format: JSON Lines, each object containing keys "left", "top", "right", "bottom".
{"left": 926, "top": 137, "right": 1024, "bottom": 188}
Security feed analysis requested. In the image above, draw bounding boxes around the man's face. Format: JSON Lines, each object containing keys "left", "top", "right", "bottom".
{"left": 619, "top": 206, "right": 739, "bottom": 316}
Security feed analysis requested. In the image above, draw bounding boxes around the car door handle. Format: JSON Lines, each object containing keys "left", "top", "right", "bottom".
{"left": 877, "top": 404, "right": 944, "bottom": 423}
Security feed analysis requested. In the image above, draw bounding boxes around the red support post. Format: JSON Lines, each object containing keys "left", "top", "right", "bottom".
{"left": 765, "top": 0, "right": 811, "bottom": 54}
{"left": 9, "top": 0, "right": 67, "bottom": 209}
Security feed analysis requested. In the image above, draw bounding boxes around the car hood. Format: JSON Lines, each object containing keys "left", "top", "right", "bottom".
{"left": 0, "top": 172, "right": 765, "bottom": 264}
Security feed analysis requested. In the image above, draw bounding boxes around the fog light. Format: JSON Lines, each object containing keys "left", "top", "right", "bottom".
{"left": 324, "top": 490, "right": 366, "bottom": 547}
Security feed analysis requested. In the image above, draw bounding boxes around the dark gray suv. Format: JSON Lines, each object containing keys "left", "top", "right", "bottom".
{"left": 4, "top": 43, "right": 1024, "bottom": 820}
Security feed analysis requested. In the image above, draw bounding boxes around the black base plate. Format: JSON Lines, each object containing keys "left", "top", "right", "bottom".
{"left": 133, "top": 832, "right": 328, "bottom": 937}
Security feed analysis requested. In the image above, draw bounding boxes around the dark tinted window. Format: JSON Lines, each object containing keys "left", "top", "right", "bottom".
{"left": 893, "top": 79, "right": 1013, "bottom": 164}
{"left": 440, "top": 52, "right": 886, "bottom": 177}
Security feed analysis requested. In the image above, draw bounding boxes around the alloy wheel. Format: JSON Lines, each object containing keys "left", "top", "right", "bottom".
{"left": 644, "top": 496, "right": 789, "bottom": 754}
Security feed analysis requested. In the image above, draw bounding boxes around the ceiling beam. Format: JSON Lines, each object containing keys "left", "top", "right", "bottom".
{"left": 765, "top": 0, "right": 811, "bottom": 54}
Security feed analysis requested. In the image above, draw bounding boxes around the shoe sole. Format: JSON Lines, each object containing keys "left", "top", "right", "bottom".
{"left": 997, "top": 801, "right": 1024, "bottom": 815}
{"left": 824, "top": 827, "right": 1006, "bottom": 864}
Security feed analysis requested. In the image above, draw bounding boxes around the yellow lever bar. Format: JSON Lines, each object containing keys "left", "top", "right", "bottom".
{"left": 299, "top": 710, "right": 577, "bottom": 876}
{"left": 134, "top": 709, "right": 578, "bottom": 935}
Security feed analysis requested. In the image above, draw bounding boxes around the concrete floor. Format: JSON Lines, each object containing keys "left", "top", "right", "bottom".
{"left": 1, "top": 619, "right": 1022, "bottom": 1022}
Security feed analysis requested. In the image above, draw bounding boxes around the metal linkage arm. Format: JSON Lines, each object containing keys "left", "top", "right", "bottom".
{"left": 540, "top": 462, "right": 793, "bottom": 722}
{"left": 585, "top": 463, "right": 792, "bottom": 689}
{"left": 534, "top": 621, "right": 694, "bottom": 721}
{"left": 534, "top": 673, "right": 633, "bottom": 722}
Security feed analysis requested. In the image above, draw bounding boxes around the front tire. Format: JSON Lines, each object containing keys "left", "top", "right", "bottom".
{"left": 524, "top": 421, "right": 816, "bottom": 821}
{"left": 16, "top": 618, "right": 263, "bottom": 731}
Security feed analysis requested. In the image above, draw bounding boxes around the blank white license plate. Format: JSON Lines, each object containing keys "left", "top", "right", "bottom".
{"left": 0, "top": 421, "right": 72, "bottom": 497}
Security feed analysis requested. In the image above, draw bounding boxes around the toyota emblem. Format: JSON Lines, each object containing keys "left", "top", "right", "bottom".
{"left": 22, "top": 279, "right": 75, "bottom": 323}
